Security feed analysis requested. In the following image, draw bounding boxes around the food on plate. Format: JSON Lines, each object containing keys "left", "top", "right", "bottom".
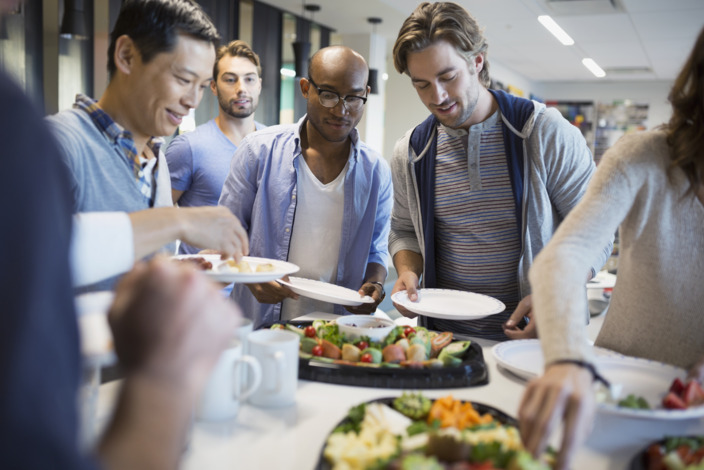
{"left": 643, "top": 436, "right": 704, "bottom": 470}
{"left": 618, "top": 394, "right": 650, "bottom": 410}
{"left": 272, "top": 320, "right": 473, "bottom": 370}
{"left": 426, "top": 395, "right": 494, "bottom": 429}
{"left": 174, "top": 256, "right": 213, "bottom": 270}
{"left": 226, "top": 259, "right": 252, "bottom": 273}
{"left": 323, "top": 393, "right": 551, "bottom": 470}
{"left": 663, "top": 378, "right": 704, "bottom": 410}
{"left": 392, "top": 392, "right": 431, "bottom": 420}
{"left": 255, "top": 262, "right": 275, "bottom": 272}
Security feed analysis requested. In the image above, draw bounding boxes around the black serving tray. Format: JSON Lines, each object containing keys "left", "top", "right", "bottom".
{"left": 270, "top": 320, "right": 489, "bottom": 389}
{"left": 316, "top": 397, "right": 517, "bottom": 470}
{"left": 629, "top": 435, "right": 704, "bottom": 470}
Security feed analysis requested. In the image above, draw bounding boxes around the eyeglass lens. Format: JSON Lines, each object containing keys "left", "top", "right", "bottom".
{"left": 309, "top": 78, "right": 366, "bottom": 111}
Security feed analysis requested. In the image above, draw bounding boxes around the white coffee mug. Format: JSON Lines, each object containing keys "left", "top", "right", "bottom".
{"left": 197, "top": 340, "right": 262, "bottom": 421}
{"left": 247, "top": 329, "right": 300, "bottom": 408}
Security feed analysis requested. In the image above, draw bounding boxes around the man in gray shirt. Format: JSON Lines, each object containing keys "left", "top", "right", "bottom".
{"left": 389, "top": 2, "right": 611, "bottom": 340}
{"left": 46, "top": 0, "right": 248, "bottom": 291}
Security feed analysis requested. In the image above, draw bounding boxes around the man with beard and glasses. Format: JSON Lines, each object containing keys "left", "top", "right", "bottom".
{"left": 166, "top": 40, "right": 265, "bottom": 254}
{"left": 219, "top": 46, "right": 393, "bottom": 328}
{"left": 389, "top": 2, "right": 612, "bottom": 340}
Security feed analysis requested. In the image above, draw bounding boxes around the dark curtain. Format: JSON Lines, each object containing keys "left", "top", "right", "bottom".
{"left": 23, "top": 1, "right": 44, "bottom": 111}
{"left": 196, "top": 0, "right": 239, "bottom": 44}
{"left": 320, "top": 25, "right": 331, "bottom": 48}
{"left": 252, "top": 1, "right": 282, "bottom": 126}
{"left": 293, "top": 17, "right": 311, "bottom": 122}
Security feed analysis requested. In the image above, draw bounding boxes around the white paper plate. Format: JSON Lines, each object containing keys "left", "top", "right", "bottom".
{"left": 587, "top": 270, "right": 617, "bottom": 289}
{"left": 595, "top": 356, "right": 700, "bottom": 420}
{"left": 491, "top": 339, "right": 615, "bottom": 380}
{"left": 172, "top": 255, "right": 299, "bottom": 283}
{"left": 277, "top": 277, "right": 374, "bottom": 307}
{"left": 390, "top": 288, "right": 505, "bottom": 320}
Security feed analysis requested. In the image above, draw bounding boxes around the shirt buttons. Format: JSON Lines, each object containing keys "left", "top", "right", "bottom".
{"left": 285, "top": 227, "right": 290, "bottom": 233}
{"left": 292, "top": 195, "right": 296, "bottom": 200}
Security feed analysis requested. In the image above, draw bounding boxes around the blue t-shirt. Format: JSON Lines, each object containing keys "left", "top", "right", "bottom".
{"left": 166, "top": 119, "right": 265, "bottom": 254}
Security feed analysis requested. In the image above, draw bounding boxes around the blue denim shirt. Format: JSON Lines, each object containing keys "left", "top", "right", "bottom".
{"left": 219, "top": 115, "right": 393, "bottom": 328}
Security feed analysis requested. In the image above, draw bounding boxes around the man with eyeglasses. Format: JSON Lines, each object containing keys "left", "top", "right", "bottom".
{"left": 219, "top": 45, "right": 393, "bottom": 328}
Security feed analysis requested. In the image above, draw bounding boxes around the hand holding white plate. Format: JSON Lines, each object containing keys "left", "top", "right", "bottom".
{"left": 172, "top": 254, "right": 299, "bottom": 283}
{"left": 276, "top": 277, "right": 374, "bottom": 307}
{"left": 390, "top": 288, "right": 505, "bottom": 320}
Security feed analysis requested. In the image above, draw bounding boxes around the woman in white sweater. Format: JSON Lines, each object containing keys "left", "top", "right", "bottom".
{"left": 517, "top": 26, "right": 704, "bottom": 470}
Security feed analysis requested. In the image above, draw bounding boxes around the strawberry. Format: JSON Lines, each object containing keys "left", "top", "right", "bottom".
{"left": 683, "top": 380, "right": 704, "bottom": 407}
{"left": 662, "top": 391, "right": 687, "bottom": 410}
{"left": 669, "top": 377, "right": 686, "bottom": 396}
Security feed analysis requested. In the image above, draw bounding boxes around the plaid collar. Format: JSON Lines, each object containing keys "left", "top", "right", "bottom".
{"left": 73, "top": 93, "right": 164, "bottom": 156}
{"left": 73, "top": 94, "right": 163, "bottom": 206}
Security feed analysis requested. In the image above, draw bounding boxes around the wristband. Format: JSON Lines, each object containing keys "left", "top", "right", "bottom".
{"left": 550, "top": 359, "right": 611, "bottom": 388}
{"left": 368, "top": 281, "right": 386, "bottom": 300}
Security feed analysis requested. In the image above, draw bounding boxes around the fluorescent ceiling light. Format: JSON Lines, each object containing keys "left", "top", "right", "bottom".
{"left": 538, "top": 15, "right": 574, "bottom": 46}
{"left": 582, "top": 58, "right": 606, "bottom": 78}
{"left": 280, "top": 68, "right": 296, "bottom": 78}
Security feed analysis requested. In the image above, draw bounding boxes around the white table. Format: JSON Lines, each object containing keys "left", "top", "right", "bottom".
{"left": 95, "top": 313, "right": 704, "bottom": 469}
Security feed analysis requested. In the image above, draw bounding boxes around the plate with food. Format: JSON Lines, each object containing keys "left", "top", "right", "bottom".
{"left": 316, "top": 393, "right": 552, "bottom": 470}
{"left": 492, "top": 339, "right": 617, "bottom": 380}
{"left": 267, "top": 320, "right": 488, "bottom": 389}
{"left": 171, "top": 254, "right": 299, "bottom": 283}
{"left": 391, "top": 288, "right": 505, "bottom": 320}
{"left": 595, "top": 356, "right": 704, "bottom": 420}
{"left": 276, "top": 277, "right": 374, "bottom": 307}
{"left": 629, "top": 435, "right": 704, "bottom": 470}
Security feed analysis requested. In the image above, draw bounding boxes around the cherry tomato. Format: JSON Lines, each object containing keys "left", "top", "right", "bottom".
{"left": 360, "top": 353, "right": 373, "bottom": 363}
{"left": 304, "top": 325, "right": 317, "bottom": 338}
{"left": 311, "top": 345, "right": 324, "bottom": 357}
{"left": 356, "top": 341, "right": 369, "bottom": 350}
{"left": 404, "top": 327, "right": 416, "bottom": 337}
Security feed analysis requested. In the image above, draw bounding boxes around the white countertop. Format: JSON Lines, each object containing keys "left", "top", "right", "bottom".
{"left": 94, "top": 312, "right": 704, "bottom": 469}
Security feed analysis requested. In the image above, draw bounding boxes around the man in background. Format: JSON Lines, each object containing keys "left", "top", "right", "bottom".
{"left": 0, "top": 1, "right": 241, "bottom": 468}
{"left": 167, "top": 40, "right": 266, "bottom": 254}
{"left": 46, "top": 0, "right": 248, "bottom": 292}
{"left": 219, "top": 46, "right": 393, "bottom": 328}
{"left": 389, "top": 2, "right": 611, "bottom": 340}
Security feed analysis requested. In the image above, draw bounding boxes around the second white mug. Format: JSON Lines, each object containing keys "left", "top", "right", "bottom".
{"left": 247, "top": 329, "right": 300, "bottom": 408}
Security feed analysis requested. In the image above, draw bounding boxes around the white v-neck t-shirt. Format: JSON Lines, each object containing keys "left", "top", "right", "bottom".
{"left": 281, "top": 155, "right": 348, "bottom": 321}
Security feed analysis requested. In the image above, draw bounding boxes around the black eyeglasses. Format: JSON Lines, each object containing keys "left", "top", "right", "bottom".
{"left": 307, "top": 77, "right": 368, "bottom": 111}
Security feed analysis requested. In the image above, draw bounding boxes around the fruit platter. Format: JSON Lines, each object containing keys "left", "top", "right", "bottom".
{"left": 316, "top": 392, "right": 552, "bottom": 470}
{"left": 268, "top": 319, "right": 489, "bottom": 389}
{"left": 629, "top": 435, "right": 704, "bottom": 470}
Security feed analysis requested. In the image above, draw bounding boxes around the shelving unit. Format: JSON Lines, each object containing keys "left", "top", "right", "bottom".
{"left": 593, "top": 101, "right": 649, "bottom": 164}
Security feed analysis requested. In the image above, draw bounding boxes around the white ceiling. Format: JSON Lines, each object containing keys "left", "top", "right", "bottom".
{"left": 259, "top": 0, "right": 704, "bottom": 83}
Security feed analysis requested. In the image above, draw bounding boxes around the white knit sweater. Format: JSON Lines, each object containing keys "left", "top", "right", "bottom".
{"left": 531, "top": 129, "right": 704, "bottom": 369}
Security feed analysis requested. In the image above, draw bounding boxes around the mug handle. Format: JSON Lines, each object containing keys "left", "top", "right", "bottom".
{"left": 231, "top": 355, "right": 262, "bottom": 401}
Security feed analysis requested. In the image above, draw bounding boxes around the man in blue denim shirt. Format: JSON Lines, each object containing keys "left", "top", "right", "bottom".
{"left": 219, "top": 46, "right": 393, "bottom": 328}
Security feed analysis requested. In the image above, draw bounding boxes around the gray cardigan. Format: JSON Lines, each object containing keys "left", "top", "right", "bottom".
{"left": 390, "top": 97, "right": 612, "bottom": 300}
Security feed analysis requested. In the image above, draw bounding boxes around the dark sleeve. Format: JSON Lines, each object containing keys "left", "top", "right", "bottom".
{"left": 0, "top": 72, "right": 100, "bottom": 469}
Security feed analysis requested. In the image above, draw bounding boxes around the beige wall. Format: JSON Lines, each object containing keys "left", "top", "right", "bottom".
{"left": 380, "top": 55, "right": 673, "bottom": 163}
